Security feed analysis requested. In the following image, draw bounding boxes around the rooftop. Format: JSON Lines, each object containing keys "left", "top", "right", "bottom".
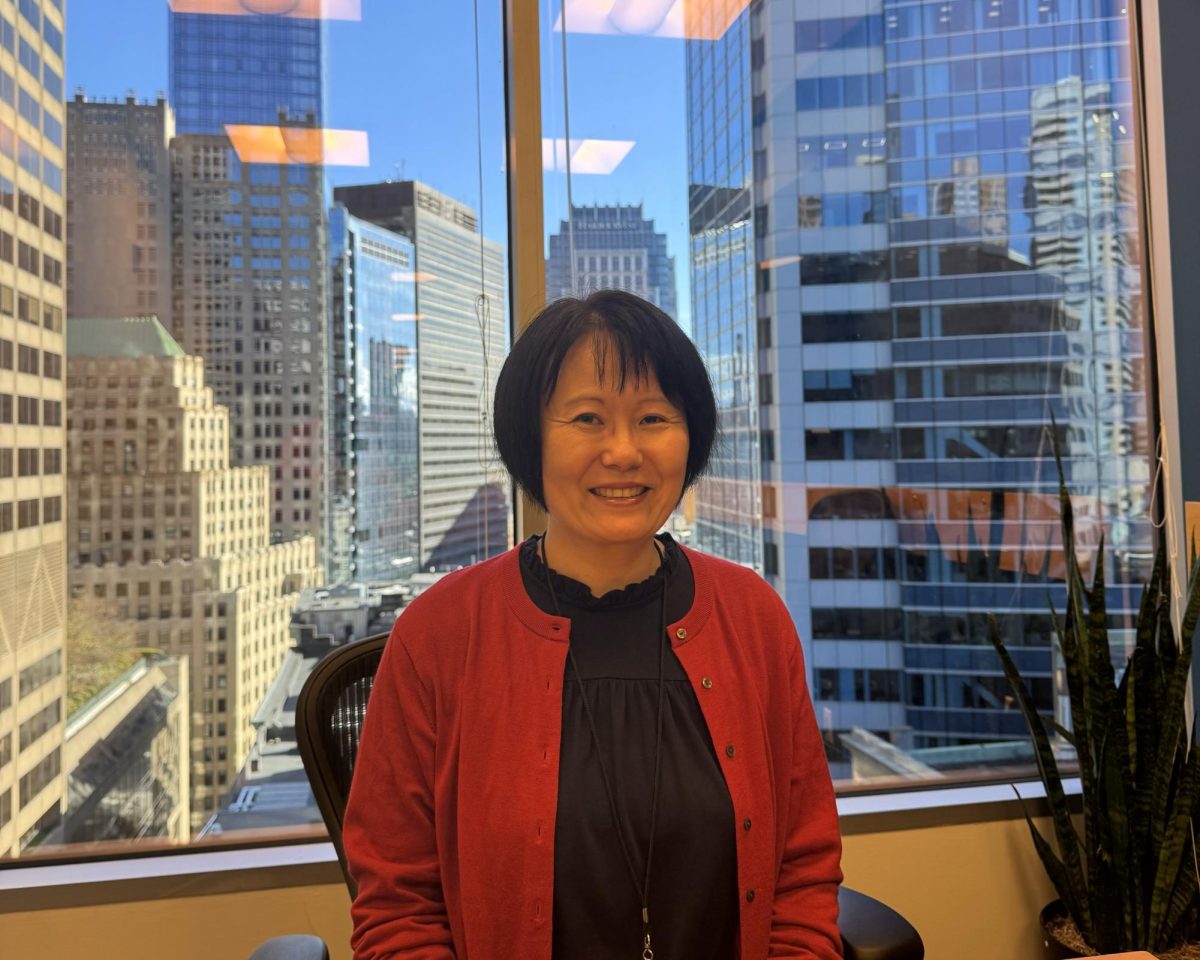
{"left": 68, "top": 316, "right": 187, "bottom": 360}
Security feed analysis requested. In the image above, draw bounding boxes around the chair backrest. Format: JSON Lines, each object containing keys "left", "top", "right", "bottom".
{"left": 296, "top": 632, "right": 389, "bottom": 897}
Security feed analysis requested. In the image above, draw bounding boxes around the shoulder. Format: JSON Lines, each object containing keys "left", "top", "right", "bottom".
{"left": 390, "top": 549, "right": 516, "bottom": 649}
{"left": 683, "top": 545, "right": 788, "bottom": 614}
{"left": 681, "top": 544, "right": 800, "bottom": 655}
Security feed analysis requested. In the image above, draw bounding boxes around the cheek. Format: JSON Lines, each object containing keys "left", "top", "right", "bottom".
{"left": 541, "top": 440, "right": 589, "bottom": 492}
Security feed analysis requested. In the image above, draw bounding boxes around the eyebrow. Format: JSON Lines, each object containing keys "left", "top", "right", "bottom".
{"left": 561, "top": 393, "right": 671, "bottom": 407}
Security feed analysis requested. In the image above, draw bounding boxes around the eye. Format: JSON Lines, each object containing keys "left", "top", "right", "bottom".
{"left": 643, "top": 414, "right": 669, "bottom": 424}
{"left": 573, "top": 413, "right": 601, "bottom": 425}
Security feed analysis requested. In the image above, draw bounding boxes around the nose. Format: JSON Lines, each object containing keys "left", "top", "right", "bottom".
{"left": 599, "top": 425, "right": 644, "bottom": 470}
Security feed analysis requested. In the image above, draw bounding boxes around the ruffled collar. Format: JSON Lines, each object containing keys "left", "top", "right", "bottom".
{"left": 519, "top": 533, "right": 680, "bottom": 609}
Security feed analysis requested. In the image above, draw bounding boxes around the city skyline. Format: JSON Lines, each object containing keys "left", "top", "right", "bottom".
{"left": 0, "top": 0, "right": 1157, "bottom": 859}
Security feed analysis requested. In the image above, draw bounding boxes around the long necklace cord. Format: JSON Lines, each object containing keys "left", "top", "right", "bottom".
{"left": 540, "top": 535, "right": 669, "bottom": 960}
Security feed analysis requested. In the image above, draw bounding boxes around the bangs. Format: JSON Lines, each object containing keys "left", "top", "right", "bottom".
{"left": 539, "top": 313, "right": 685, "bottom": 408}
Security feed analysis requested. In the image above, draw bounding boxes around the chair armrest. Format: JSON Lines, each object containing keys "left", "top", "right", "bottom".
{"left": 839, "top": 886, "right": 924, "bottom": 960}
{"left": 246, "top": 935, "right": 330, "bottom": 960}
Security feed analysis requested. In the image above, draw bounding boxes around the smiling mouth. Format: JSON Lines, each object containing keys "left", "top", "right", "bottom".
{"left": 590, "top": 486, "right": 650, "bottom": 499}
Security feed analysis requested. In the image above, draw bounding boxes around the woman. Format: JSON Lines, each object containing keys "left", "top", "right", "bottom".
{"left": 343, "top": 290, "right": 843, "bottom": 959}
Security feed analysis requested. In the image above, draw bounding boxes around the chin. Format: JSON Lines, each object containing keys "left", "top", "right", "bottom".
{"left": 591, "top": 522, "right": 665, "bottom": 543}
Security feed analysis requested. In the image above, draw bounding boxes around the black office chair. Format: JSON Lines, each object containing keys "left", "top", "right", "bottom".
{"left": 251, "top": 632, "right": 923, "bottom": 960}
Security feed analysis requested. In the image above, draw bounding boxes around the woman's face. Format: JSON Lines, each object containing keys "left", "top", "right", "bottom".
{"left": 541, "top": 335, "right": 689, "bottom": 551}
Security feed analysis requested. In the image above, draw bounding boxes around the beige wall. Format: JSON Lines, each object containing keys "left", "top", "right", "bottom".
{"left": 0, "top": 810, "right": 1063, "bottom": 960}
{"left": 0, "top": 882, "right": 355, "bottom": 960}
{"left": 841, "top": 815, "right": 1059, "bottom": 960}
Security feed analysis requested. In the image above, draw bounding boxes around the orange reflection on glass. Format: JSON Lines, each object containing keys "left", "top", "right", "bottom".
{"left": 553, "top": 0, "right": 749, "bottom": 41}
{"left": 167, "top": 0, "right": 362, "bottom": 20}
{"left": 225, "top": 125, "right": 369, "bottom": 166}
{"left": 759, "top": 255, "right": 801, "bottom": 270}
{"left": 543, "top": 138, "right": 635, "bottom": 175}
{"left": 801, "top": 485, "right": 1107, "bottom": 583}
{"left": 390, "top": 313, "right": 424, "bottom": 322}
{"left": 390, "top": 271, "right": 438, "bottom": 284}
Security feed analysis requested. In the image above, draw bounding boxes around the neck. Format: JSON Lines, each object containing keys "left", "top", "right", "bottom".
{"left": 540, "top": 525, "right": 664, "bottom": 597}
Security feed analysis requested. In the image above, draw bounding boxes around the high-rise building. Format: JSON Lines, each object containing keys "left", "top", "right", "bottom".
{"left": 334, "top": 181, "right": 509, "bottom": 572}
{"left": 0, "top": 0, "right": 68, "bottom": 857}
{"left": 65, "top": 95, "right": 174, "bottom": 320}
{"left": 169, "top": 131, "right": 328, "bottom": 558}
{"left": 687, "top": 1, "right": 1149, "bottom": 762}
{"left": 327, "top": 204, "right": 419, "bottom": 584}
{"left": 686, "top": 16, "right": 762, "bottom": 572}
{"left": 546, "top": 203, "right": 678, "bottom": 316}
{"left": 66, "top": 316, "right": 321, "bottom": 828}
{"left": 169, "top": 6, "right": 324, "bottom": 136}
{"left": 168, "top": 4, "right": 330, "bottom": 572}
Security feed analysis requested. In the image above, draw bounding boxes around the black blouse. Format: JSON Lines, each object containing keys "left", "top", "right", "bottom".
{"left": 519, "top": 534, "right": 739, "bottom": 960}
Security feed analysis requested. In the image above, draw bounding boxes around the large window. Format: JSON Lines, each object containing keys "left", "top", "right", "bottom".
{"left": 540, "top": 0, "right": 1151, "bottom": 786}
{"left": 1, "top": 0, "right": 509, "bottom": 860}
{"left": 0, "top": 0, "right": 1160, "bottom": 867}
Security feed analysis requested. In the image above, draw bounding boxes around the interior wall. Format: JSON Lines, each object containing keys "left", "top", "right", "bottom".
{"left": 842, "top": 814, "right": 1058, "bottom": 960}
{"left": 0, "top": 882, "right": 356, "bottom": 960}
{"left": 0, "top": 813, "right": 1060, "bottom": 960}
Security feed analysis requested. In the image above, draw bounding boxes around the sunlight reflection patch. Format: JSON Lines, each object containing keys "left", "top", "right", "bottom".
{"left": 167, "top": 0, "right": 362, "bottom": 20}
{"left": 542, "top": 138, "right": 635, "bottom": 175}
{"left": 225, "top": 126, "right": 370, "bottom": 166}
{"left": 552, "top": 0, "right": 750, "bottom": 41}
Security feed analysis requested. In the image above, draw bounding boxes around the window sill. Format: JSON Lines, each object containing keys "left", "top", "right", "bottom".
{"left": 0, "top": 776, "right": 1079, "bottom": 912}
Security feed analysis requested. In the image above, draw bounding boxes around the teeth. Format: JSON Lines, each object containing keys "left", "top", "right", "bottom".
{"left": 593, "top": 487, "right": 647, "bottom": 498}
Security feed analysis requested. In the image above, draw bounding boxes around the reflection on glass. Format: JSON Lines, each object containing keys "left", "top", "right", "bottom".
{"left": 542, "top": 137, "right": 636, "bottom": 175}
{"left": 554, "top": 0, "right": 751, "bottom": 41}
{"left": 167, "top": 0, "right": 361, "bottom": 21}
{"left": 225, "top": 124, "right": 370, "bottom": 166}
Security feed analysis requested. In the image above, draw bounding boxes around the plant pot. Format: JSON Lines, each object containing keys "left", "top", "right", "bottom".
{"left": 1039, "top": 900, "right": 1200, "bottom": 959}
{"left": 1041, "top": 900, "right": 1091, "bottom": 959}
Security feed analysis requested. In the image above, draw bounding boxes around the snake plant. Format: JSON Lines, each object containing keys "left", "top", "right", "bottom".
{"left": 990, "top": 447, "right": 1200, "bottom": 953}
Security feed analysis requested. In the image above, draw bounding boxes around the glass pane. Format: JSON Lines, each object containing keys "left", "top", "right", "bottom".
{"left": 542, "top": 0, "right": 1149, "bottom": 789}
{"left": 1, "top": 0, "right": 509, "bottom": 857}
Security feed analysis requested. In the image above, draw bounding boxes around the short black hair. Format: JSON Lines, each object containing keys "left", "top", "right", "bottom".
{"left": 493, "top": 289, "right": 718, "bottom": 512}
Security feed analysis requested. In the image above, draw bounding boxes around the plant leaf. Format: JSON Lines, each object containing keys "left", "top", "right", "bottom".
{"left": 1150, "top": 633, "right": 1192, "bottom": 855}
{"left": 991, "top": 616, "right": 1091, "bottom": 939}
{"left": 1150, "top": 747, "right": 1200, "bottom": 946}
{"left": 1158, "top": 829, "right": 1200, "bottom": 951}
{"left": 1040, "top": 712, "right": 1076, "bottom": 747}
{"left": 1100, "top": 703, "right": 1136, "bottom": 946}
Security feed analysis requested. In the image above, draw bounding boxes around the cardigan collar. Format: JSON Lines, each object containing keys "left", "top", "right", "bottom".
{"left": 501, "top": 535, "right": 715, "bottom": 646}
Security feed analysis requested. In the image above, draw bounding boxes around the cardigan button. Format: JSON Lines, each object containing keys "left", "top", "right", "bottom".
{"left": 743, "top": 817, "right": 752, "bottom": 831}
{"left": 675, "top": 627, "right": 687, "bottom": 640}
{"left": 745, "top": 889, "right": 756, "bottom": 903}
{"left": 725, "top": 744, "right": 736, "bottom": 758}
{"left": 701, "top": 677, "right": 713, "bottom": 689}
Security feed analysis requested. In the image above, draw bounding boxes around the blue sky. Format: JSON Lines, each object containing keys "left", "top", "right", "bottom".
{"left": 66, "top": 1, "right": 693, "bottom": 327}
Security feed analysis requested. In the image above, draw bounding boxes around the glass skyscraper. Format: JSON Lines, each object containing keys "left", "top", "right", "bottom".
{"left": 334, "top": 181, "right": 510, "bottom": 573}
{"left": 688, "top": 0, "right": 1149, "bottom": 765}
{"left": 169, "top": 7, "right": 323, "bottom": 135}
{"left": 328, "top": 204, "right": 420, "bottom": 584}
{"left": 686, "top": 10, "right": 762, "bottom": 572}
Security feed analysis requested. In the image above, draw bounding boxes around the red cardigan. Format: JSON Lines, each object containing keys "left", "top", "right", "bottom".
{"left": 343, "top": 543, "right": 843, "bottom": 959}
